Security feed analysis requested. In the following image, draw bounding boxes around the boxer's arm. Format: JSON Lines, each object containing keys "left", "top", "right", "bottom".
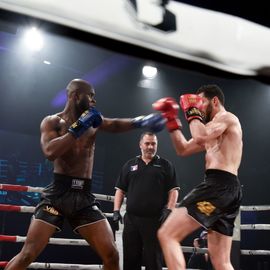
{"left": 99, "top": 117, "right": 133, "bottom": 132}
{"left": 40, "top": 116, "right": 75, "bottom": 161}
{"left": 169, "top": 129, "right": 204, "bottom": 156}
{"left": 166, "top": 188, "right": 179, "bottom": 209}
{"left": 189, "top": 112, "right": 232, "bottom": 146}
{"left": 99, "top": 113, "right": 165, "bottom": 133}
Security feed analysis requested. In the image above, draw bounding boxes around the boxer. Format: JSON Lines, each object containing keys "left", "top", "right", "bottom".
{"left": 153, "top": 84, "right": 242, "bottom": 270}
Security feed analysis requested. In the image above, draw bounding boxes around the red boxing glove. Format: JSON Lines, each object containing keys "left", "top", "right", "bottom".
{"left": 180, "top": 94, "right": 205, "bottom": 123}
{"left": 152, "top": 97, "right": 182, "bottom": 132}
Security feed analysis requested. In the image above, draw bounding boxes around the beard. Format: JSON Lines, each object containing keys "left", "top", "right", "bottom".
{"left": 143, "top": 149, "right": 156, "bottom": 158}
{"left": 76, "top": 97, "right": 90, "bottom": 115}
{"left": 204, "top": 103, "right": 213, "bottom": 123}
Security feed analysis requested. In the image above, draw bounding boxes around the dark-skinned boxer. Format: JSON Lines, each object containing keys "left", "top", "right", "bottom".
{"left": 4, "top": 79, "right": 166, "bottom": 270}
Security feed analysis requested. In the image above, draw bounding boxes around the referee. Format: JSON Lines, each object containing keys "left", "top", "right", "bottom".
{"left": 113, "top": 131, "right": 180, "bottom": 270}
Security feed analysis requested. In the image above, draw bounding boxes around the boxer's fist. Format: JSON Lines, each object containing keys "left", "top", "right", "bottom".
{"left": 132, "top": 113, "right": 166, "bottom": 133}
{"left": 152, "top": 97, "right": 182, "bottom": 132}
{"left": 68, "top": 108, "right": 102, "bottom": 138}
{"left": 180, "top": 94, "right": 204, "bottom": 123}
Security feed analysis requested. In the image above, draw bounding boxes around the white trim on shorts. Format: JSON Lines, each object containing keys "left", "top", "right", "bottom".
{"left": 73, "top": 218, "right": 107, "bottom": 233}
{"left": 33, "top": 216, "right": 62, "bottom": 232}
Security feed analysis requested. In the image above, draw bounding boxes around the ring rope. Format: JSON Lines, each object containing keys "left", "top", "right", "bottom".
{"left": 0, "top": 204, "right": 113, "bottom": 218}
{"left": 0, "top": 184, "right": 43, "bottom": 193}
{"left": 240, "top": 205, "right": 270, "bottom": 211}
{"left": 3, "top": 204, "right": 270, "bottom": 230}
{"left": 1, "top": 183, "right": 270, "bottom": 260}
{"left": 0, "top": 262, "right": 173, "bottom": 270}
{"left": 240, "top": 224, "right": 270, "bottom": 230}
{"left": 0, "top": 234, "right": 205, "bottom": 252}
{"left": 1, "top": 233, "right": 269, "bottom": 256}
{"left": 240, "top": 250, "right": 270, "bottom": 255}
{"left": 2, "top": 184, "right": 269, "bottom": 209}
{"left": 0, "top": 204, "right": 35, "bottom": 213}
{"left": 0, "top": 261, "right": 103, "bottom": 269}
{"left": 0, "top": 184, "right": 115, "bottom": 202}
{"left": 0, "top": 235, "right": 89, "bottom": 246}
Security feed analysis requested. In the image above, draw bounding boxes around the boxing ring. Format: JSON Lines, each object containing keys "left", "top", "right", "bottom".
{"left": 0, "top": 183, "right": 269, "bottom": 270}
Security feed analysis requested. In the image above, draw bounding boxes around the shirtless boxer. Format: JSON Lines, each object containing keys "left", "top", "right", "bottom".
{"left": 153, "top": 84, "right": 243, "bottom": 270}
{"left": 4, "top": 79, "right": 165, "bottom": 270}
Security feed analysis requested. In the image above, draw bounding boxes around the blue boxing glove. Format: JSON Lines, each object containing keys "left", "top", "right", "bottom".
{"left": 68, "top": 108, "right": 103, "bottom": 138}
{"left": 132, "top": 113, "right": 166, "bottom": 133}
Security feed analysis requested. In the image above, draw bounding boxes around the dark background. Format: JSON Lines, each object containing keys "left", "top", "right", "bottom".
{"left": 0, "top": 8, "right": 269, "bottom": 270}
{"left": 174, "top": 0, "right": 270, "bottom": 28}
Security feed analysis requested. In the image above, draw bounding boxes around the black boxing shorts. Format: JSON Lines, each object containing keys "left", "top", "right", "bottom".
{"left": 34, "top": 173, "right": 106, "bottom": 233}
{"left": 179, "top": 169, "right": 242, "bottom": 236}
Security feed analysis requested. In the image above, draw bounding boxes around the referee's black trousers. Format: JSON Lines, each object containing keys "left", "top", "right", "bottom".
{"left": 122, "top": 212, "right": 163, "bottom": 270}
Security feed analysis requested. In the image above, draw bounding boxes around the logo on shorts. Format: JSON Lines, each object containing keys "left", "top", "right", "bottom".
{"left": 43, "top": 206, "right": 60, "bottom": 216}
{"left": 71, "top": 179, "right": 84, "bottom": 189}
{"left": 196, "top": 201, "right": 216, "bottom": 216}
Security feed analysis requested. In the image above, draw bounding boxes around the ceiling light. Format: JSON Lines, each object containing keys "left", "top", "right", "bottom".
{"left": 23, "top": 27, "right": 44, "bottom": 51}
{"left": 142, "top": 65, "right": 157, "bottom": 79}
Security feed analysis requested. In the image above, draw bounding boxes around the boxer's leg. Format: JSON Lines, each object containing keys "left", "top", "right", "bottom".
{"left": 78, "top": 219, "right": 119, "bottom": 270}
{"left": 158, "top": 207, "right": 200, "bottom": 270}
{"left": 208, "top": 230, "right": 234, "bottom": 270}
{"left": 4, "top": 219, "right": 56, "bottom": 270}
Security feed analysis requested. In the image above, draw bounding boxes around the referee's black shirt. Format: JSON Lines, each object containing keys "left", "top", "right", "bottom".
{"left": 115, "top": 155, "right": 179, "bottom": 217}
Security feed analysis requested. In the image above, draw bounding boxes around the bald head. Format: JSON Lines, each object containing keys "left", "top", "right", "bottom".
{"left": 66, "top": 79, "right": 93, "bottom": 97}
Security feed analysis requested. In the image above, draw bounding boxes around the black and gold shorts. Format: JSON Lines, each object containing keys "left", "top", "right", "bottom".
{"left": 179, "top": 169, "right": 242, "bottom": 236}
{"left": 34, "top": 173, "right": 105, "bottom": 233}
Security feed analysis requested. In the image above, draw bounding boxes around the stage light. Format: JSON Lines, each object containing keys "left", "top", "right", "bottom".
{"left": 142, "top": 65, "right": 157, "bottom": 79}
{"left": 23, "top": 27, "right": 44, "bottom": 51}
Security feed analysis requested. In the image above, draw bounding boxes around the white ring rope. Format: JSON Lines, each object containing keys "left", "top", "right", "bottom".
{"left": 240, "top": 224, "right": 270, "bottom": 230}
{"left": 2, "top": 203, "right": 270, "bottom": 230}
{"left": 0, "top": 183, "right": 114, "bottom": 202}
{"left": 1, "top": 183, "right": 270, "bottom": 259}
{"left": 1, "top": 234, "right": 269, "bottom": 256}
{"left": 241, "top": 250, "right": 270, "bottom": 256}
{"left": 0, "top": 261, "right": 205, "bottom": 270}
{"left": 2, "top": 257, "right": 270, "bottom": 270}
{"left": 0, "top": 234, "right": 207, "bottom": 252}
{"left": 0, "top": 234, "right": 89, "bottom": 246}
{"left": 1, "top": 183, "right": 268, "bottom": 209}
{"left": 0, "top": 262, "right": 103, "bottom": 269}
{"left": 0, "top": 204, "right": 113, "bottom": 218}
{"left": 28, "top": 263, "right": 103, "bottom": 270}
{"left": 240, "top": 205, "right": 270, "bottom": 211}
{"left": 0, "top": 233, "right": 269, "bottom": 257}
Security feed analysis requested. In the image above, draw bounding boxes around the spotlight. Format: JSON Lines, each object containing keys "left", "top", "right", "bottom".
{"left": 142, "top": 65, "right": 157, "bottom": 79}
{"left": 23, "top": 27, "right": 44, "bottom": 51}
